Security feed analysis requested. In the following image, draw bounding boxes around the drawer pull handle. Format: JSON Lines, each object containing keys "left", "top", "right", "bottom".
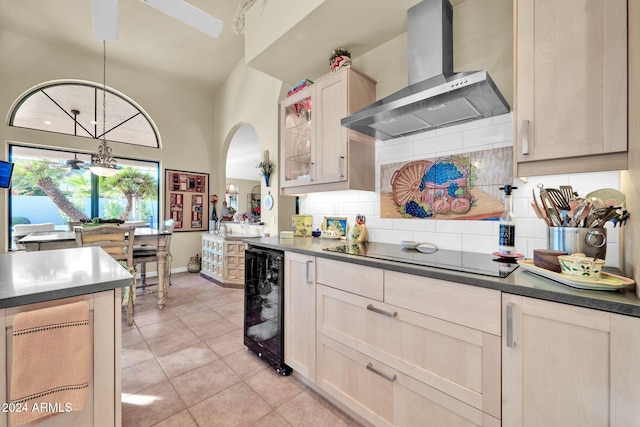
{"left": 506, "top": 302, "right": 516, "bottom": 348}
{"left": 366, "top": 304, "right": 397, "bottom": 318}
{"left": 521, "top": 119, "right": 530, "bottom": 155}
{"left": 305, "top": 260, "right": 313, "bottom": 284}
{"left": 338, "top": 155, "right": 345, "bottom": 178}
{"left": 366, "top": 362, "right": 396, "bottom": 382}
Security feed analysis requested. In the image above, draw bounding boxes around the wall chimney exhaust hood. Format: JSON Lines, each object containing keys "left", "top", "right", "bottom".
{"left": 341, "top": 0, "right": 509, "bottom": 141}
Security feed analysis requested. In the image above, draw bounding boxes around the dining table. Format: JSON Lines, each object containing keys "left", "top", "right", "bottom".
{"left": 18, "top": 228, "right": 172, "bottom": 309}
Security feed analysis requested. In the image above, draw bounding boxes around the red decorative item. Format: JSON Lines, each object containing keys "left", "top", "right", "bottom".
{"left": 292, "top": 102, "right": 303, "bottom": 116}
{"left": 303, "top": 97, "right": 312, "bottom": 111}
{"left": 330, "top": 55, "right": 352, "bottom": 72}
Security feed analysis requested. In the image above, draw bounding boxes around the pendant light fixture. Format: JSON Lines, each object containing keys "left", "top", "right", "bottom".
{"left": 89, "top": 40, "right": 121, "bottom": 177}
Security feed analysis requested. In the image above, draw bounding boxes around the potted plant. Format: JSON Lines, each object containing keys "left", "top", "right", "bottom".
{"left": 257, "top": 160, "right": 274, "bottom": 187}
{"left": 329, "top": 47, "right": 351, "bottom": 72}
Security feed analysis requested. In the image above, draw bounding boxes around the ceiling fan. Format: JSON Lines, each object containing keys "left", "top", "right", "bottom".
{"left": 91, "top": 0, "right": 224, "bottom": 40}
{"left": 65, "top": 153, "right": 89, "bottom": 170}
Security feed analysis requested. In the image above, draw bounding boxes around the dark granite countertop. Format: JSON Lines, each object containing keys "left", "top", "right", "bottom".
{"left": 0, "top": 247, "right": 134, "bottom": 309}
{"left": 244, "top": 237, "right": 640, "bottom": 318}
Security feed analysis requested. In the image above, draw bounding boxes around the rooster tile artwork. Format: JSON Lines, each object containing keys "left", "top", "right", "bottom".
{"left": 380, "top": 147, "right": 513, "bottom": 220}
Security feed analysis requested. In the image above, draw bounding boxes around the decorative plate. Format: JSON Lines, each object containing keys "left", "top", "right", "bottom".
{"left": 517, "top": 259, "right": 635, "bottom": 291}
{"left": 263, "top": 193, "right": 273, "bottom": 211}
{"left": 415, "top": 243, "right": 438, "bottom": 254}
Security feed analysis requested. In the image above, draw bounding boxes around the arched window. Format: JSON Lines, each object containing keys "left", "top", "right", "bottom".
{"left": 9, "top": 80, "right": 160, "bottom": 148}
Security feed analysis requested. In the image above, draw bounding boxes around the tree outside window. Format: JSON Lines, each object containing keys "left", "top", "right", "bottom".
{"left": 8, "top": 145, "right": 159, "bottom": 250}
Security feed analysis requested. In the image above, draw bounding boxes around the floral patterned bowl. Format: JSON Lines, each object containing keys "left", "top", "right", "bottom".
{"left": 558, "top": 253, "right": 605, "bottom": 279}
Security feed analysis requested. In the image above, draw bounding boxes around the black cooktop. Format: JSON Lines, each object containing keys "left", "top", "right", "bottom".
{"left": 323, "top": 242, "right": 518, "bottom": 278}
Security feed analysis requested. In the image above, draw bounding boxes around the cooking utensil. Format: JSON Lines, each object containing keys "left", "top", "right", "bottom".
{"left": 585, "top": 188, "right": 625, "bottom": 206}
{"left": 532, "top": 188, "right": 549, "bottom": 224}
{"left": 546, "top": 188, "right": 570, "bottom": 211}
{"left": 611, "top": 209, "right": 630, "bottom": 227}
{"left": 560, "top": 185, "right": 577, "bottom": 202}
{"left": 590, "top": 206, "right": 620, "bottom": 228}
{"left": 571, "top": 198, "right": 591, "bottom": 227}
{"left": 589, "top": 197, "right": 606, "bottom": 210}
{"left": 531, "top": 201, "right": 545, "bottom": 220}
{"left": 538, "top": 184, "right": 562, "bottom": 227}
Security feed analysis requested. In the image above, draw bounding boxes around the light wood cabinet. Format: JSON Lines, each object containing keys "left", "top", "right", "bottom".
{"left": 317, "top": 334, "right": 498, "bottom": 427}
{"left": 0, "top": 291, "right": 121, "bottom": 427}
{"left": 317, "top": 284, "right": 501, "bottom": 422}
{"left": 315, "top": 257, "right": 383, "bottom": 301}
{"left": 283, "top": 249, "right": 640, "bottom": 426}
{"left": 312, "top": 257, "right": 501, "bottom": 426}
{"left": 502, "top": 294, "right": 640, "bottom": 427}
{"left": 201, "top": 234, "right": 246, "bottom": 288}
{"left": 284, "top": 252, "right": 316, "bottom": 381}
{"left": 280, "top": 67, "right": 376, "bottom": 195}
{"left": 515, "top": 0, "right": 628, "bottom": 176}
{"left": 610, "top": 313, "right": 640, "bottom": 425}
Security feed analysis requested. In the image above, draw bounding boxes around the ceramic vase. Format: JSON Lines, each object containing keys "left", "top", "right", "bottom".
{"left": 187, "top": 254, "right": 201, "bottom": 273}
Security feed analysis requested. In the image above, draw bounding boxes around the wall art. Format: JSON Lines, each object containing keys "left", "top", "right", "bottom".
{"left": 380, "top": 147, "right": 513, "bottom": 220}
{"left": 165, "top": 169, "right": 209, "bottom": 231}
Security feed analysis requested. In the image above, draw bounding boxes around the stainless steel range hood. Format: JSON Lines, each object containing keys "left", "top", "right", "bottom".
{"left": 341, "top": 0, "right": 509, "bottom": 141}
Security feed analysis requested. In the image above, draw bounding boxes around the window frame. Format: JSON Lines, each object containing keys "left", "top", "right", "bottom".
{"left": 7, "top": 144, "right": 160, "bottom": 251}
{"left": 8, "top": 80, "right": 161, "bottom": 149}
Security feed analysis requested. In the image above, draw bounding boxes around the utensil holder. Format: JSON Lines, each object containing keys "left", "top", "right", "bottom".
{"left": 547, "top": 227, "right": 607, "bottom": 260}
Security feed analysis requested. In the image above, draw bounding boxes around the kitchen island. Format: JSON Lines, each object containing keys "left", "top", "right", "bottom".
{"left": 246, "top": 237, "right": 640, "bottom": 427}
{"left": 0, "top": 247, "right": 132, "bottom": 427}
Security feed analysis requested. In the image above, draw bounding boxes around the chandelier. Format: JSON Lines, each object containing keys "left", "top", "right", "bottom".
{"left": 89, "top": 41, "right": 121, "bottom": 177}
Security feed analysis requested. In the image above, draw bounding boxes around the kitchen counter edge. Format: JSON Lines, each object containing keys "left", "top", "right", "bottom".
{"left": 245, "top": 237, "right": 640, "bottom": 318}
{"left": 0, "top": 247, "right": 134, "bottom": 309}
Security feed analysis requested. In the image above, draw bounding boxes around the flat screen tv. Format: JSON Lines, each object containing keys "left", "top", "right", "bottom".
{"left": 0, "top": 160, "right": 14, "bottom": 189}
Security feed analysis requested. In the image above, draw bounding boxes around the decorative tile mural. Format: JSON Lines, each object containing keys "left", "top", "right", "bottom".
{"left": 380, "top": 147, "right": 513, "bottom": 220}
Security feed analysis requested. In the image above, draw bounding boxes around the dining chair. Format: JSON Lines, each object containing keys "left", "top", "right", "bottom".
{"left": 13, "top": 223, "right": 56, "bottom": 250}
{"left": 132, "top": 219, "right": 175, "bottom": 298}
{"left": 75, "top": 225, "right": 137, "bottom": 326}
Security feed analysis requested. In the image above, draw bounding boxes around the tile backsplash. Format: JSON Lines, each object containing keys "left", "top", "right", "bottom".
{"left": 299, "top": 113, "right": 621, "bottom": 267}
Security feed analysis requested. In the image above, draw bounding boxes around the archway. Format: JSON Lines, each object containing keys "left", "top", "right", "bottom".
{"left": 225, "top": 124, "right": 262, "bottom": 219}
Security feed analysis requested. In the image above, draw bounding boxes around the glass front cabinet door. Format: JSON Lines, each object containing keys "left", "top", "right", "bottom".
{"left": 281, "top": 87, "right": 315, "bottom": 188}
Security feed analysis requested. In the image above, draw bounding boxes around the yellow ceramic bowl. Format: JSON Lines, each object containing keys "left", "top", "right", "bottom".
{"left": 558, "top": 253, "right": 605, "bottom": 279}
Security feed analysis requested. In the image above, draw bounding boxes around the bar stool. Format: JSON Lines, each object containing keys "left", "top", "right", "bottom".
{"left": 132, "top": 219, "right": 175, "bottom": 297}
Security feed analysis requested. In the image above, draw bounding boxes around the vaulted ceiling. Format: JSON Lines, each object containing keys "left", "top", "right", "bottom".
{"left": 0, "top": 0, "right": 246, "bottom": 94}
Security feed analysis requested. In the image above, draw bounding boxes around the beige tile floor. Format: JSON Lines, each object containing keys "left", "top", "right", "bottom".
{"left": 121, "top": 272, "right": 361, "bottom": 427}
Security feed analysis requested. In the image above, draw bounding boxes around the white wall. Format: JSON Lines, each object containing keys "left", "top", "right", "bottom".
{"left": 0, "top": 28, "right": 215, "bottom": 267}
{"left": 210, "top": 57, "right": 297, "bottom": 236}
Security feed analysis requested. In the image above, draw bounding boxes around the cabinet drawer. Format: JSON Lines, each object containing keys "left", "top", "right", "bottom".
{"left": 316, "top": 257, "right": 383, "bottom": 300}
{"left": 317, "top": 285, "right": 500, "bottom": 418}
{"left": 226, "top": 256, "right": 238, "bottom": 268}
{"left": 384, "top": 271, "right": 501, "bottom": 335}
{"left": 317, "top": 334, "right": 496, "bottom": 427}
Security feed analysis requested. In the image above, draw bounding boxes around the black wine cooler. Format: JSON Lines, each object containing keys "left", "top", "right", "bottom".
{"left": 244, "top": 246, "right": 291, "bottom": 376}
